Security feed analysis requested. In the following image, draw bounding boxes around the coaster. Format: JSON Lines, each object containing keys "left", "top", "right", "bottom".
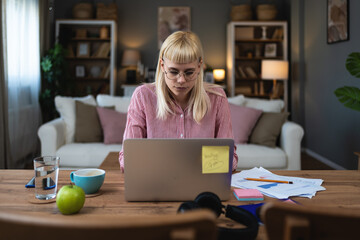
{"left": 85, "top": 190, "right": 103, "bottom": 198}
{"left": 28, "top": 194, "right": 56, "bottom": 204}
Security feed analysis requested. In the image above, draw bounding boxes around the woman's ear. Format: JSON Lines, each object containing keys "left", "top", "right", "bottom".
{"left": 198, "top": 58, "right": 203, "bottom": 68}
{"left": 160, "top": 58, "right": 165, "bottom": 72}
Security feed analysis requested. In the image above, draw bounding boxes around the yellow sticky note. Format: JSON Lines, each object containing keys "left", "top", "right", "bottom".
{"left": 202, "top": 146, "right": 229, "bottom": 174}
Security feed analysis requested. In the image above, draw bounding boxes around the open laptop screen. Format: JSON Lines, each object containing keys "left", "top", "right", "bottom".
{"left": 124, "top": 138, "right": 234, "bottom": 201}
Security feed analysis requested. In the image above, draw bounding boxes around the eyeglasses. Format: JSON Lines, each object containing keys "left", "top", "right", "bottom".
{"left": 162, "top": 59, "right": 200, "bottom": 81}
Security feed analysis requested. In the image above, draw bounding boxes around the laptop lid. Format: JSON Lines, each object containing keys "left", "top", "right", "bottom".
{"left": 124, "top": 138, "right": 234, "bottom": 201}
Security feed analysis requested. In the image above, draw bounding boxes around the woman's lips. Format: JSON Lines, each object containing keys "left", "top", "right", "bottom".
{"left": 174, "top": 86, "right": 187, "bottom": 91}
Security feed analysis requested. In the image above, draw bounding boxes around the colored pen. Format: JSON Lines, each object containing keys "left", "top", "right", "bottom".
{"left": 244, "top": 178, "right": 293, "bottom": 184}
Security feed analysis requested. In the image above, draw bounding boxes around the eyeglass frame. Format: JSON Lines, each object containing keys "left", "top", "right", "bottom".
{"left": 161, "top": 58, "right": 202, "bottom": 82}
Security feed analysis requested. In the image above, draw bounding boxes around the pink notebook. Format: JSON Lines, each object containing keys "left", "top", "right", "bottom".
{"left": 233, "top": 188, "right": 264, "bottom": 201}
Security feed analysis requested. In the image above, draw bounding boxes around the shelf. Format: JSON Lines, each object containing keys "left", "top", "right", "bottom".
{"left": 236, "top": 57, "right": 284, "bottom": 61}
{"left": 227, "top": 21, "right": 288, "bottom": 107}
{"left": 75, "top": 77, "right": 110, "bottom": 81}
{"left": 235, "top": 78, "right": 261, "bottom": 81}
{"left": 66, "top": 57, "right": 110, "bottom": 60}
{"left": 235, "top": 39, "right": 283, "bottom": 43}
{"left": 71, "top": 38, "right": 111, "bottom": 41}
{"left": 55, "top": 19, "right": 117, "bottom": 96}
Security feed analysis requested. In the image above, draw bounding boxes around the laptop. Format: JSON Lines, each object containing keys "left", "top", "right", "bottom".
{"left": 124, "top": 138, "right": 234, "bottom": 201}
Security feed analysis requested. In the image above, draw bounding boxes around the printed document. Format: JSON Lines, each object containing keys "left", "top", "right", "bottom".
{"left": 231, "top": 167, "right": 325, "bottom": 199}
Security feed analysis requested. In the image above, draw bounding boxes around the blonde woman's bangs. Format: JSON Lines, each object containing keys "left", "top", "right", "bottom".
{"left": 162, "top": 32, "right": 202, "bottom": 64}
{"left": 163, "top": 45, "right": 199, "bottom": 64}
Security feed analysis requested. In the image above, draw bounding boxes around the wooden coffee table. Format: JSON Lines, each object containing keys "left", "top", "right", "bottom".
{"left": 99, "top": 152, "right": 120, "bottom": 170}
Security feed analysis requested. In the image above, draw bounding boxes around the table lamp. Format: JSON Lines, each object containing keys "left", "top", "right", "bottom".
{"left": 261, "top": 60, "right": 289, "bottom": 109}
{"left": 122, "top": 49, "right": 140, "bottom": 84}
{"left": 213, "top": 69, "right": 225, "bottom": 83}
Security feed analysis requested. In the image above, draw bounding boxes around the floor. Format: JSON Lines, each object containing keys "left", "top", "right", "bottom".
{"left": 301, "top": 152, "right": 334, "bottom": 170}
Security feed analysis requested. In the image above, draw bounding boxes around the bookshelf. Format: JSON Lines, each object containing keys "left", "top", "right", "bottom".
{"left": 55, "top": 19, "right": 117, "bottom": 96}
{"left": 226, "top": 21, "right": 288, "bottom": 102}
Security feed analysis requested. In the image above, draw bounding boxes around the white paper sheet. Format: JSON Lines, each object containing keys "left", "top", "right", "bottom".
{"left": 231, "top": 167, "right": 326, "bottom": 199}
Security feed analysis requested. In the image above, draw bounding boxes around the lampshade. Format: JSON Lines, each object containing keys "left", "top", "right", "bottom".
{"left": 261, "top": 60, "right": 289, "bottom": 80}
{"left": 122, "top": 49, "right": 140, "bottom": 67}
{"left": 213, "top": 69, "right": 225, "bottom": 81}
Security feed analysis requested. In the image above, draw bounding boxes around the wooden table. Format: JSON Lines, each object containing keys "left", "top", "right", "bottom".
{"left": 99, "top": 152, "right": 120, "bottom": 170}
{"left": 2, "top": 161, "right": 360, "bottom": 239}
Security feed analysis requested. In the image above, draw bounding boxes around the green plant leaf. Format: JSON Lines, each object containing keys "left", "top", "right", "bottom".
{"left": 334, "top": 86, "right": 360, "bottom": 111}
{"left": 346, "top": 52, "right": 360, "bottom": 78}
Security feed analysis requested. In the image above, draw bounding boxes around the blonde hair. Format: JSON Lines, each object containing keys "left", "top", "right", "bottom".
{"left": 155, "top": 31, "right": 222, "bottom": 124}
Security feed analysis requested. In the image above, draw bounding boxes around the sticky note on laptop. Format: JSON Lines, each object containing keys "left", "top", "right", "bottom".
{"left": 233, "top": 189, "right": 264, "bottom": 201}
{"left": 202, "top": 146, "right": 229, "bottom": 174}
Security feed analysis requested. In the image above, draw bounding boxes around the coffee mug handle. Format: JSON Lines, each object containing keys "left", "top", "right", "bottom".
{"left": 70, "top": 172, "right": 75, "bottom": 183}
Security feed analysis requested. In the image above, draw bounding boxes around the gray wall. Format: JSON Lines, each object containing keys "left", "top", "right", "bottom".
{"left": 54, "top": 0, "right": 287, "bottom": 89}
{"left": 291, "top": 0, "right": 360, "bottom": 169}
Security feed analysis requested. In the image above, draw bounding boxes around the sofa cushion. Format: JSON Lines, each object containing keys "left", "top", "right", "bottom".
{"left": 75, "top": 101, "right": 103, "bottom": 143}
{"left": 96, "top": 94, "right": 131, "bottom": 113}
{"left": 56, "top": 143, "right": 122, "bottom": 168}
{"left": 55, "top": 95, "right": 96, "bottom": 144}
{"left": 244, "top": 97, "right": 284, "bottom": 113}
{"left": 249, "top": 112, "right": 289, "bottom": 148}
{"left": 235, "top": 144, "right": 287, "bottom": 170}
{"left": 97, "top": 107, "right": 127, "bottom": 144}
{"left": 74, "top": 102, "right": 115, "bottom": 143}
{"left": 229, "top": 104, "right": 262, "bottom": 144}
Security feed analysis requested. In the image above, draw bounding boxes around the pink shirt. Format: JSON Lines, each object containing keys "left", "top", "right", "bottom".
{"left": 119, "top": 84, "right": 238, "bottom": 171}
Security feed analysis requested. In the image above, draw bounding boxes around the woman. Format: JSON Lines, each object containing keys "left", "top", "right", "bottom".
{"left": 119, "top": 31, "right": 238, "bottom": 172}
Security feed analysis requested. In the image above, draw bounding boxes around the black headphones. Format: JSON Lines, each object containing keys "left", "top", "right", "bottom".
{"left": 177, "top": 192, "right": 259, "bottom": 240}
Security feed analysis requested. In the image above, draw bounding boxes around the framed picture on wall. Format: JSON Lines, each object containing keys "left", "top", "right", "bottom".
{"left": 75, "top": 65, "right": 85, "bottom": 77}
{"left": 264, "top": 43, "right": 277, "bottom": 58}
{"left": 158, "top": 6, "right": 191, "bottom": 49}
{"left": 327, "top": 0, "right": 349, "bottom": 44}
{"left": 77, "top": 42, "right": 90, "bottom": 57}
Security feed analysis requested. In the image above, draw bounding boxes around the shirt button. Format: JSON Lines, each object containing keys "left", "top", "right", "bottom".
{"left": 180, "top": 114, "right": 183, "bottom": 118}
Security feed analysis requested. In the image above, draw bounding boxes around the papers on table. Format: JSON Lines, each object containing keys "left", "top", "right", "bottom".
{"left": 231, "top": 167, "right": 326, "bottom": 199}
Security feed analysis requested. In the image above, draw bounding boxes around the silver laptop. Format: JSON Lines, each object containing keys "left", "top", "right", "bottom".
{"left": 124, "top": 138, "right": 234, "bottom": 201}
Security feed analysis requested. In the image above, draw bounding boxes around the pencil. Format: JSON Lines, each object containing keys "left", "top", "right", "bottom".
{"left": 244, "top": 178, "right": 293, "bottom": 184}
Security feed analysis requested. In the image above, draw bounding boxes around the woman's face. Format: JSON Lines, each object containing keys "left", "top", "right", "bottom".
{"left": 160, "top": 58, "right": 201, "bottom": 103}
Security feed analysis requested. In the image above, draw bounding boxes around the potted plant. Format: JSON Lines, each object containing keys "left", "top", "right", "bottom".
{"left": 334, "top": 52, "right": 360, "bottom": 111}
{"left": 40, "top": 43, "right": 72, "bottom": 122}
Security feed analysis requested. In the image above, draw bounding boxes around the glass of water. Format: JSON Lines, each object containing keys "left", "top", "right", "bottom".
{"left": 33, "top": 156, "right": 60, "bottom": 200}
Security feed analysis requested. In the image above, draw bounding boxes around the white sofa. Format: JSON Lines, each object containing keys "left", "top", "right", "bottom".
{"left": 38, "top": 94, "right": 304, "bottom": 170}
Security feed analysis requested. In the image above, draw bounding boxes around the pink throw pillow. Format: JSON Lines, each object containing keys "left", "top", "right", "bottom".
{"left": 96, "top": 107, "right": 127, "bottom": 144}
{"left": 229, "top": 103, "right": 262, "bottom": 144}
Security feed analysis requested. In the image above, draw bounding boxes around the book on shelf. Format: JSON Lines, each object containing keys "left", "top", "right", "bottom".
{"left": 93, "top": 42, "right": 111, "bottom": 58}
{"left": 245, "top": 67, "right": 257, "bottom": 78}
{"left": 237, "top": 66, "right": 247, "bottom": 78}
{"left": 101, "top": 65, "right": 110, "bottom": 78}
{"left": 271, "top": 28, "right": 284, "bottom": 39}
{"left": 235, "top": 27, "right": 254, "bottom": 40}
{"left": 66, "top": 44, "right": 75, "bottom": 58}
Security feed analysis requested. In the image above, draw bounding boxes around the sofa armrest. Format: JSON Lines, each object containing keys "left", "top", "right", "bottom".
{"left": 280, "top": 121, "right": 304, "bottom": 170}
{"left": 37, "top": 118, "right": 66, "bottom": 156}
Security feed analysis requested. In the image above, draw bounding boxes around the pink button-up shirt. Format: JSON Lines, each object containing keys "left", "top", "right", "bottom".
{"left": 119, "top": 84, "right": 238, "bottom": 171}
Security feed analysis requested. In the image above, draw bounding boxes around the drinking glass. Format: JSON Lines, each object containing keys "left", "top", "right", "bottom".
{"left": 33, "top": 156, "right": 60, "bottom": 200}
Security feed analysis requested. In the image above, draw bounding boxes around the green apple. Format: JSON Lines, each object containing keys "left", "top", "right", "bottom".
{"left": 56, "top": 184, "right": 85, "bottom": 215}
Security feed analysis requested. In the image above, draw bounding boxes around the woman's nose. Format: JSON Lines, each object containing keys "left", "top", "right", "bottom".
{"left": 177, "top": 73, "right": 187, "bottom": 83}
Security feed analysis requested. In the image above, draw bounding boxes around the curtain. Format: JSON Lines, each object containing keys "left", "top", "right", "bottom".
{"left": 3, "top": 0, "right": 41, "bottom": 168}
{"left": 0, "top": 2, "right": 12, "bottom": 169}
